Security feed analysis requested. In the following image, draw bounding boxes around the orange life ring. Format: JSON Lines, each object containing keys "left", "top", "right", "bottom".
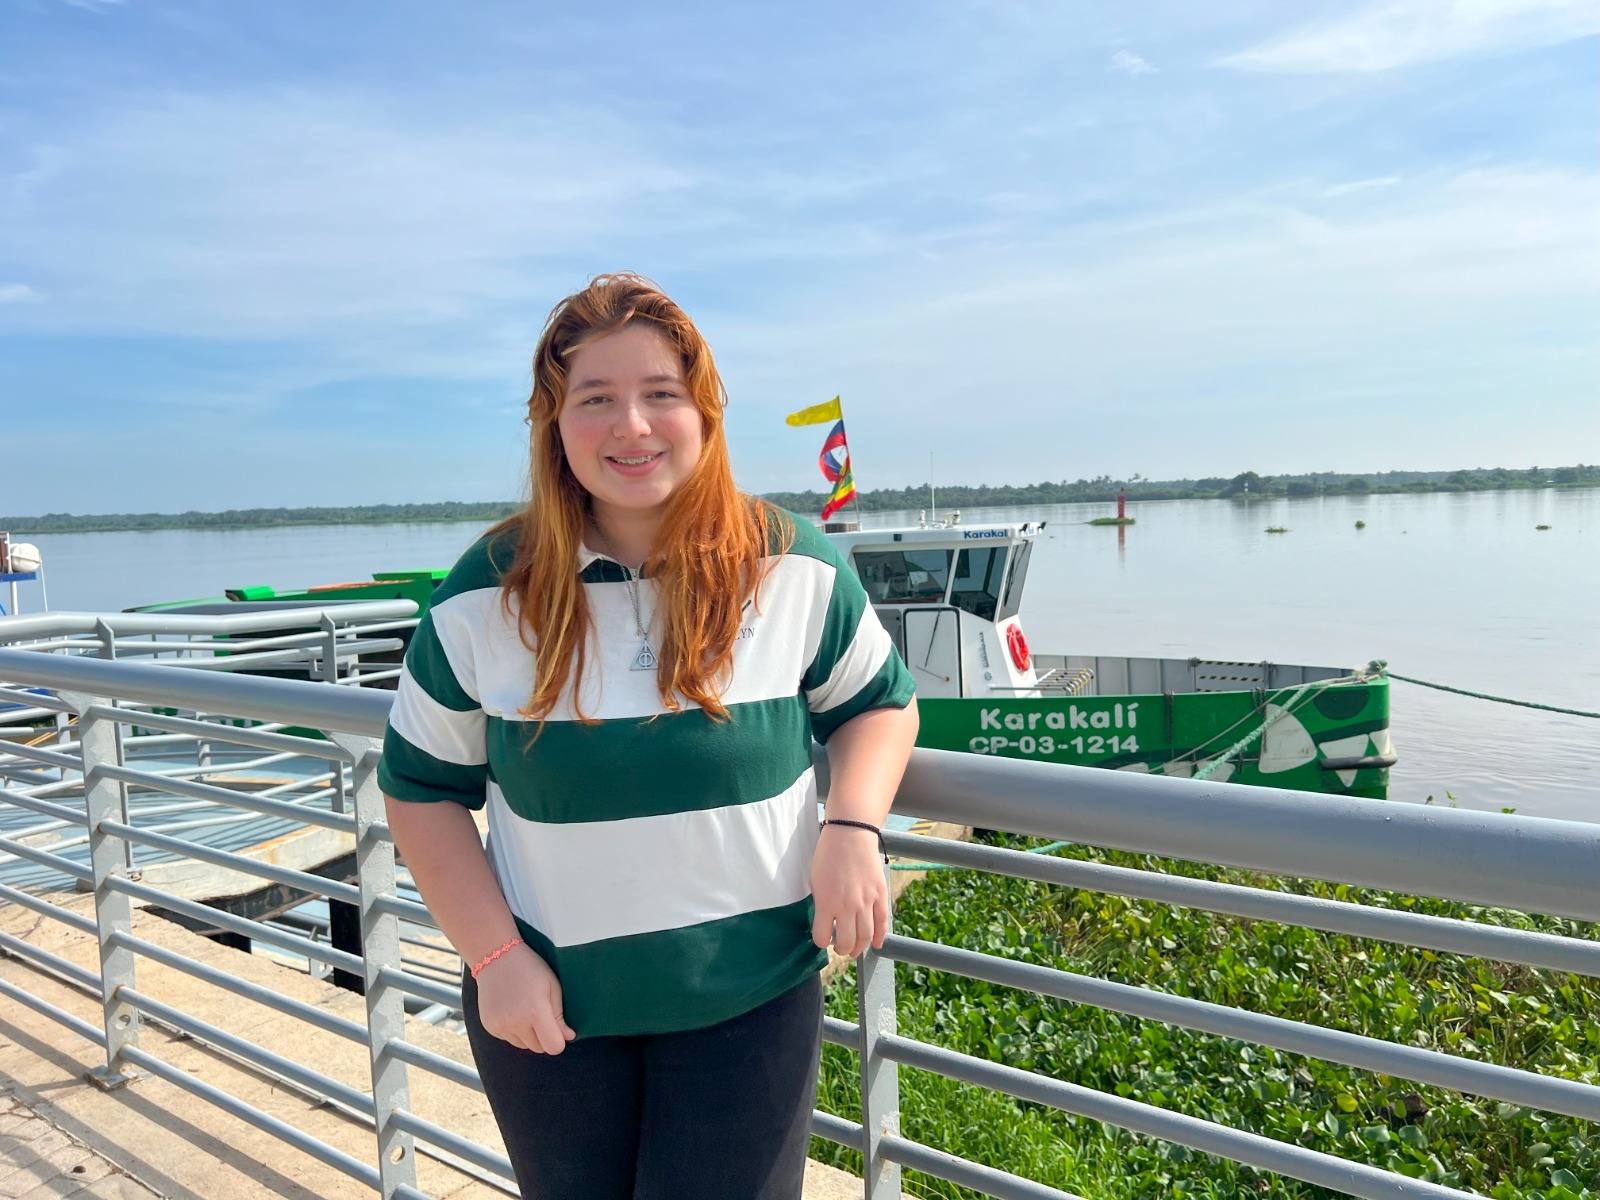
{"left": 1006, "top": 623, "right": 1031, "bottom": 672}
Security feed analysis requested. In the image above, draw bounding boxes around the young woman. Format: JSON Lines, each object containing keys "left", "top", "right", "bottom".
{"left": 379, "top": 274, "right": 918, "bottom": 1199}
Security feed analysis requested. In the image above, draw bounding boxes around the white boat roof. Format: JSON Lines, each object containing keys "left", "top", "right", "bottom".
{"left": 823, "top": 521, "right": 1043, "bottom": 553}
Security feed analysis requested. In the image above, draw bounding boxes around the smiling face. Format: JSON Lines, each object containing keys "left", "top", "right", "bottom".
{"left": 556, "top": 322, "right": 705, "bottom": 543}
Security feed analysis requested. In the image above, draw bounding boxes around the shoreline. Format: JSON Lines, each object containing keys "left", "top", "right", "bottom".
{"left": 5, "top": 478, "right": 1596, "bottom": 536}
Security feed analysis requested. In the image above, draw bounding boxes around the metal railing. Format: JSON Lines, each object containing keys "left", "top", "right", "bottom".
{"left": 0, "top": 602, "right": 420, "bottom": 687}
{"left": 1, "top": 644, "right": 1596, "bottom": 1199}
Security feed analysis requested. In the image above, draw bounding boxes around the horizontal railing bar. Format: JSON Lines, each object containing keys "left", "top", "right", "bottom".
{"left": 94, "top": 706, "right": 352, "bottom": 760}
{"left": 880, "top": 1034, "right": 1473, "bottom": 1200}
{"left": 3, "top": 775, "right": 84, "bottom": 801}
{"left": 0, "top": 784, "right": 87, "bottom": 826}
{"left": 0, "top": 977, "right": 107, "bottom": 1047}
{"left": 114, "top": 749, "right": 302, "bottom": 783}
{"left": 397, "top": 955, "right": 459, "bottom": 983}
{"left": 392, "top": 1187, "right": 431, "bottom": 1200}
{"left": 121, "top": 646, "right": 377, "bottom": 675}
{"left": 118, "top": 987, "right": 375, "bottom": 1116}
{"left": 880, "top": 1135, "right": 1086, "bottom": 1200}
{"left": 810, "top": 1109, "right": 866, "bottom": 1152}
{"left": 0, "top": 770, "right": 59, "bottom": 795}
{"left": 385, "top": 1038, "right": 483, "bottom": 1093}
{"left": 372, "top": 892, "right": 438, "bottom": 927}
{"left": 822, "top": 1015, "right": 860, "bottom": 1049}
{"left": 0, "top": 602, "right": 417, "bottom": 642}
{"left": 0, "top": 740, "right": 82, "bottom": 771}
{"left": 883, "top": 833, "right": 1600, "bottom": 979}
{"left": 0, "top": 686, "right": 75, "bottom": 714}
{"left": 885, "top": 935, "right": 1600, "bottom": 1122}
{"left": 103, "top": 627, "right": 403, "bottom": 657}
{"left": 0, "top": 649, "right": 393, "bottom": 738}
{"left": 0, "top": 881, "right": 97, "bottom": 934}
{"left": 283, "top": 915, "right": 451, "bottom": 966}
{"left": 0, "top": 709, "right": 62, "bottom": 726}
{"left": 0, "top": 928, "right": 101, "bottom": 990}
{"left": 376, "top": 965, "right": 461, "bottom": 1010}
{"left": 107, "top": 877, "right": 366, "bottom": 975}
{"left": 99, "top": 820, "right": 362, "bottom": 906}
{"left": 93, "top": 763, "right": 355, "bottom": 833}
{"left": 338, "top": 669, "right": 403, "bottom": 685}
{"left": 106, "top": 932, "right": 369, "bottom": 1044}
{"left": 118, "top": 1046, "right": 381, "bottom": 1189}
{"left": 390, "top": 1107, "right": 516, "bottom": 1181}
{"left": 0, "top": 832, "right": 93, "bottom": 882}
{"left": 858, "top": 748, "right": 1600, "bottom": 921}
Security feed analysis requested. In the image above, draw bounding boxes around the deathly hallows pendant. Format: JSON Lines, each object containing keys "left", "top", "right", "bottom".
{"left": 631, "top": 641, "right": 658, "bottom": 671}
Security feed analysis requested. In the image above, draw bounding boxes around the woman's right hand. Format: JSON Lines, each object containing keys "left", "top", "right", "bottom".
{"left": 474, "top": 945, "right": 577, "bottom": 1054}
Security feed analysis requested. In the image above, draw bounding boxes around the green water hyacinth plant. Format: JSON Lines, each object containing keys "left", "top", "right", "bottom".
{"left": 811, "top": 834, "right": 1599, "bottom": 1199}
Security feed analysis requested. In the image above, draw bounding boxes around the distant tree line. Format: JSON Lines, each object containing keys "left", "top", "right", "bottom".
{"left": 0, "top": 501, "right": 523, "bottom": 535}
{"left": 762, "top": 464, "right": 1600, "bottom": 514}
{"left": 5, "top": 465, "right": 1595, "bottom": 533}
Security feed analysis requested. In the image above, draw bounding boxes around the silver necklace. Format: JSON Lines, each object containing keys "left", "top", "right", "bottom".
{"left": 591, "top": 524, "right": 657, "bottom": 672}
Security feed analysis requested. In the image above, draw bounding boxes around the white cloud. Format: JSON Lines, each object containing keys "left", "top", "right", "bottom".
{"left": 0, "top": 283, "right": 37, "bottom": 304}
{"left": 717, "top": 166, "right": 1600, "bottom": 489}
{"left": 0, "top": 88, "right": 696, "bottom": 349}
{"left": 1218, "top": 0, "right": 1600, "bottom": 73}
{"left": 1321, "top": 176, "right": 1401, "bottom": 198}
{"left": 1108, "top": 50, "right": 1156, "bottom": 76}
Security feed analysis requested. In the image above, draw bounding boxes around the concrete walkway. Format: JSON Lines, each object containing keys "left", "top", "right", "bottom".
{"left": 0, "top": 1090, "right": 163, "bottom": 1199}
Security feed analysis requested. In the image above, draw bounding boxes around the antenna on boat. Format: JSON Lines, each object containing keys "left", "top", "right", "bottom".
{"left": 929, "top": 453, "right": 937, "bottom": 525}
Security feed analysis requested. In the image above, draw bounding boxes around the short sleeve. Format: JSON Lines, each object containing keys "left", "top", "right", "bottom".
{"left": 797, "top": 526, "right": 916, "bottom": 744}
{"left": 378, "top": 539, "right": 500, "bottom": 809}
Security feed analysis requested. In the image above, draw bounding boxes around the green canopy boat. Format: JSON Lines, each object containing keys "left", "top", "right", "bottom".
{"left": 829, "top": 520, "right": 1393, "bottom": 798}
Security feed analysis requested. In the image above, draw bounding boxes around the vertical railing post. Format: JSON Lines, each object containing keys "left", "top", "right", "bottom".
{"left": 335, "top": 733, "right": 417, "bottom": 1199}
{"left": 320, "top": 614, "right": 340, "bottom": 685}
{"left": 857, "top": 863, "right": 902, "bottom": 1199}
{"left": 64, "top": 691, "right": 140, "bottom": 1089}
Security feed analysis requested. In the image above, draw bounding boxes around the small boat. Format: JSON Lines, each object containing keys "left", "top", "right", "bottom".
{"left": 133, "top": 519, "right": 1395, "bottom": 798}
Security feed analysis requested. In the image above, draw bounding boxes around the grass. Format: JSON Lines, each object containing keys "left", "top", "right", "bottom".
{"left": 1265, "top": 526, "right": 1290, "bottom": 533}
{"left": 811, "top": 834, "right": 1599, "bottom": 1199}
{"left": 1087, "top": 517, "right": 1136, "bottom": 526}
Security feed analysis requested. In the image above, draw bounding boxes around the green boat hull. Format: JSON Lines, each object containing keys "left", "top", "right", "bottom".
{"left": 916, "top": 678, "right": 1392, "bottom": 798}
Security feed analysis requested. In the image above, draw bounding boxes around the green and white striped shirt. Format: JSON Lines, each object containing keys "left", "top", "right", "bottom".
{"left": 378, "top": 514, "right": 915, "bottom": 1037}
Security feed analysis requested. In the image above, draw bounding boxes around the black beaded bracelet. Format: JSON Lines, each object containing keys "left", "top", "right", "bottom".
{"left": 820, "top": 817, "right": 888, "bottom": 863}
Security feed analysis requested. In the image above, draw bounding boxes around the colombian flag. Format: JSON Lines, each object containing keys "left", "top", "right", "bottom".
{"left": 818, "top": 419, "right": 856, "bottom": 519}
{"left": 821, "top": 466, "right": 856, "bottom": 520}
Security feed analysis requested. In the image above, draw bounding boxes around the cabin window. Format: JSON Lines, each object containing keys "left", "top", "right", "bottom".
{"left": 951, "top": 546, "right": 1007, "bottom": 620}
{"left": 852, "top": 549, "right": 953, "bottom": 604}
{"left": 996, "top": 538, "right": 1032, "bottom": 621}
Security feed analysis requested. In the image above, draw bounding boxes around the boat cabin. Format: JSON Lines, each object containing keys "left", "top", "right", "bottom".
{"left": 827, "top": 522, "right": 1042, "bottom": 700}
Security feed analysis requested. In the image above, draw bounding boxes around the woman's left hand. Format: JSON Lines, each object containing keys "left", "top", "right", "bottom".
{"left": 810, "top": 822, "right": 890, "bottom": 958}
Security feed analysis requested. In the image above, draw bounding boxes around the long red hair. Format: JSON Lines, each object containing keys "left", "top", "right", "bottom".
{"left": 489, "top": 274, "right": 792, "bottom": 723}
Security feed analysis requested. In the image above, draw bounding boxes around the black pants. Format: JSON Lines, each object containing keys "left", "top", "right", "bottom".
{"left": 462, "top": 971, "right": 824, "bottom": 1199}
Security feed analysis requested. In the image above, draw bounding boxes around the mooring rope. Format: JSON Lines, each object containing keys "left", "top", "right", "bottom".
{"left": 1371, "top": 661, "right": 1599, "bottom": 720}
{"left": 1190, "top": 679, "right": 1325, "bottom": 781}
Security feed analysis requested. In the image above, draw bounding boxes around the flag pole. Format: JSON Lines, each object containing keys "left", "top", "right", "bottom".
{"left": 840, "top": 399, "right": 864, "bottom": 527}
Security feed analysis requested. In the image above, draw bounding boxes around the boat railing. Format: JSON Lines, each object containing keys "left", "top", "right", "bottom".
{"left": 0, "top": 646, "right": 1596, "bottom": 1199}
{"left": 0, "top": 602, "right": 420, "bottom": 695}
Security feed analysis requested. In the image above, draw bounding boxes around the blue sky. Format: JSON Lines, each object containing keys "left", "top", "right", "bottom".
{"left": 1, "top": 0, "right": 1596, "bottom": 512}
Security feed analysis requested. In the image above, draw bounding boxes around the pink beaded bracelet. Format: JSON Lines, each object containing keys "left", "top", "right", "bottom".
{"left": 470, "top": 937, "right": 524, "bottom": 979}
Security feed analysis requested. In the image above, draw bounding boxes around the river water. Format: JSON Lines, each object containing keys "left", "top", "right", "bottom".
{"left": 12, "top": 489, "right": 1597, "bottom": 822}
